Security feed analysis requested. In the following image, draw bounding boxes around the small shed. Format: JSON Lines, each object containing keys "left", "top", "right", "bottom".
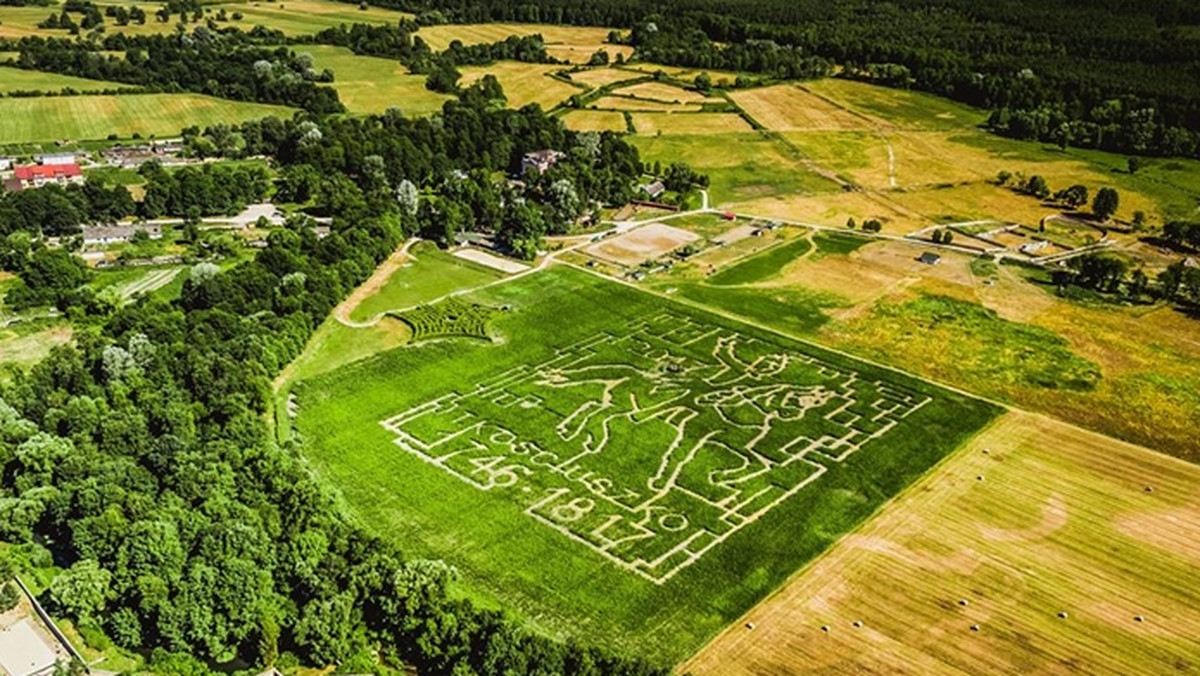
{"left": 918, "top": 252, "right": 942, "bottom": 265}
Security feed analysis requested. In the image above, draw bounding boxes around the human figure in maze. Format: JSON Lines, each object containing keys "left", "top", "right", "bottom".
{"left": 530, "top": 330, "right": 847, "bottom": 512}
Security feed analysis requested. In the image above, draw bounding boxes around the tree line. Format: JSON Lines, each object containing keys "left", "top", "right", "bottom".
{"left": 0, "top": 85, "right": 665, "bottom": 675}
{"left": 382, "top": 0, "right": 1200, "bottom": 158}
{"left": 7, "top": 31, "right": 341, "bottom": 113}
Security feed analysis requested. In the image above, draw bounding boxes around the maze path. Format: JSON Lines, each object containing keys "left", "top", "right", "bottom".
{"left": 382, "top": 312, "right": 930, "bottom": 583}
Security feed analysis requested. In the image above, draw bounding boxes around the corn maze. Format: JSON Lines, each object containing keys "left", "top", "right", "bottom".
{"left": 381, "top": 311, "right": 931, "bottom": 583}
{"left": 393, "top": 298, "right": 499, "bottom": 342}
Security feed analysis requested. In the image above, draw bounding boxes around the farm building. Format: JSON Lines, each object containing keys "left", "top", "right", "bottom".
{"left": 1183, "top": 257, "right": 1198, "bottom": 269}
{"left": 640, "top": 180, "right": 666, "bottom": 199}
{"left": 521, "top": 149, "right": 565, "bottom": 175}
{"left": 37, "top": 153, "right": 78, "bottom": 166}
{"left": 81, "top": 224, "right": 162, "bottom": 245}
{"left": 918, "top": 252, "right": 942, "bottom": 265}
{"left": 0, "top": 157, "right": 12, "bottom": 171}
{"left": 5, "top": 163, "right": 83, "bottom": 191}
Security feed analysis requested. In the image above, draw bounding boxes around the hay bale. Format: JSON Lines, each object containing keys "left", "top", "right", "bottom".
{"left": 976, "top": 475, "right": 984, "bottom": 481}
{"left": 959, "top": 599, "right": 969, "bottom": 607}
{"left": 1144, "top": 486, "right": 1154, "bottom": 493}
{"left": 1057, "top": 611, "right": 1068, "bottom": 619}
{"left": 853, "top": 620, "right": 863, "bottom": 628}
{"left": 970, "top": 624, "right": 980, "bottom": 632}
{"left": 1134, "top": 615, "right": 1145, "bottom": 622}
{"left": 821, "top": 625, "right": 830, "bottom": 632}
{"left": 745, "top": 622, "right": 756, "bottom": 630}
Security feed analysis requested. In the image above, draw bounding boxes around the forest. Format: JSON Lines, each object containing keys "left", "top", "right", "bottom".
{"left": 395, "top": 0, "right": 1200, "bottom": 158}
{"left": 0, "top": 81, "right": 660, "bottom": 675}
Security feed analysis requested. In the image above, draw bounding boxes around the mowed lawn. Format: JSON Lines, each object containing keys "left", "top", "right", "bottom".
{"left": 0, "top": 66, "right": 131, "bottom": 93}
{"left": 293, "top": 265, "right": 999, "bottom": 665}
{"left": 348, "top": 243, "right": 502, "bottom": 322}
{"left": 685, "top": 411, "right": 1200, "bottom": 674}
{"left": 295, "top": 45, "right": 451, "bottom": 116}
{"left": 459, "top": 61, "right": 581, "bottom": 110}
{"left": 0, "top": 93, "right": 293, "bottom": 144}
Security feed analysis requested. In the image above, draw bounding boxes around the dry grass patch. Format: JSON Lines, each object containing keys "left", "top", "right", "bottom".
{"left": 731, "top": 84, "right": 873, "bottom": 131}
{"left": 416, "top": 23, "right": 613, "bottom": 51}
{"left": 560, "top": 67, "right": 642, "bottom": 89}
{"left": 684, "top": 411, "right": 1200, "bottom": 676}
{"left": 804, "top": 78, "right": 987, "bottom": 130}
{"left": 560, "top": 110, "right": 628, "bottom": 133}
{"left": 459, "top": 61, "right": 579, "bottom": 110}
{"left": 735, "top": 190, "right": 921, "bottom": 233}
{"left": 591, "top": 95, "right": 702, "bottom": 112}
{"left": 631, "top": 112, "right": 752, "bottom": 135}
{"left": 614, "top": 81, "right": 711, "bottom": 104}
{"left": 585, "top": 223, "right": 699, "bottom": 266}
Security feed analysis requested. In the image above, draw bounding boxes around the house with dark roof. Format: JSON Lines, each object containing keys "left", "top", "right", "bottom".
{"left": 640, "top": 180, "right": 666, "bottom": 199}
{"left": 521, "top": 149, "right": 565, "bottom": 175}
{"left": 918, "top": 252, "right": 942, "bottom": 265}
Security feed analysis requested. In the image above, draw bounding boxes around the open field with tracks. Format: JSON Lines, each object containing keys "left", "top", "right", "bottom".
{"left": 0, "top": 93, "right": 292, "bottom": 144}
{"left": 684, "top": 411, "right": 1200, "bottom": 675}
{"left": 0, "top": 66, "right": 131, "bottom": 94}
{"left": 415, "top": 23, "right": 629, "bottom": 63}
{"left": 293, "top": 265, "right": 998, "bottom": 663}
{"left": 296, "top": 45, "right": 451, "bottom": 116}
{"left": 560, "top": 109, "right": 628, "bottom": 132}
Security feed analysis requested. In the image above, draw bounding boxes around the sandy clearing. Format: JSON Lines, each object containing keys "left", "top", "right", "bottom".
{"left": 585, "top": 223, "right": 699, "bottom": 266}
{"left": 453, "top": 248, "right": 530, "bottom": 274}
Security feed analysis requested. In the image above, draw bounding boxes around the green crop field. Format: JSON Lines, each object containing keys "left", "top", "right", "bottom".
{"left": 0, "top": 93, "right": 293, "bottom": 144}
{"left": 296, "top": 45, "right": 451, "bottom": 116}
{"left": 0, "top": 66, "right": 132, "bottom": 94}
{"left": 293, "top": 265, "right": 999, "bottom": 664}
{"left": 708, "top": 237, "right": 814, "bottom": 286}
{"left": 348, "top": 243, "right": 502, "bottom": 322}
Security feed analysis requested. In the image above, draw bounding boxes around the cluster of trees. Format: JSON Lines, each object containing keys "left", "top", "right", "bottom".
{"left": 931, "top": 229, "right": 955, "bottom": 245}
{"left": 10, "top": 32, "right": 341, "bottom": 113}
{"left": 1052, "top": 253, "right": 1200, "bottom": 307}
{"left": 139, "top": 162, "right": 272, "bottom": 219}
{"left": 390, "top": 0, "right": 1200, "bottom": 158}
{"left": 0, "top": 179, "right": 134, "bottom": 237}
{"left": 1163, "top": 221, "right": 1200, "bottom": 251}
{"left": 628, "top": 24, "right": 832, "bottom": 80}
{"left": 999, "top": 172, "right": 1122, "bottom": 221}
{"left": 0, "top": 89, "right": 665, "bottom": 673}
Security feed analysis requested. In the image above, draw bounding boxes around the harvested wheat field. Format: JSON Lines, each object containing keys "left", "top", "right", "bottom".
{"left": 683, "top": 410, "right": 1200, "bottom": 675}
{"left": 731, "top": 84, "right": 873, "bottom": 131}
{"left": 560, "top": 110, "right": 628, "bottom": 133}
{"left": 631, "top": 112, "right": 753, "bottom": 135}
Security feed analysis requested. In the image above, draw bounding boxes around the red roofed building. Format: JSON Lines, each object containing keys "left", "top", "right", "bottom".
{"left": 5, "top": 163, "right": 84, "bottom": 192}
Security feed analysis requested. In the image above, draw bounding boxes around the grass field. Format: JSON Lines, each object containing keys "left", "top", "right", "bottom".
{"left": 684, "top": 411, "right": 1200, "bottom": 675}
{"left": 592, "top": 96, "right": 702, "bottom": 112}
{"left": 708, "top": 237, "right": 815, "bottom": 286}
{"left": 295, "top": 45, "right": 450, "bottom": 116}
{"left": 294, "top": 265, "right": 998, "bottom": 664}
{"left": 613, "top": 81, "right": 714, "bottom": 104}
{"left": 0, "top": 66, "right": 131, "bottom": 94}
{"left": 0, "top": 0, "right": 410, "bottom": 38}
{"left": 560, "top": 109, "right": 629, "bottom": 132}
{"left": 0, "top": 93, "right": 292, "bottom": 144}
{"left": 459, "top": 61, "right": 580, "bottom": 110}
{"left": 731, "top": 84, "right": 874, "bottom": 131}
{"left": 629, "top": 133, "right": 841, "bottom": 207}
{"left": 560, "top": 67, "right": 643, "bottom": 89}
{"left": 348, "top": 243, "right": 503, "bottom": 322}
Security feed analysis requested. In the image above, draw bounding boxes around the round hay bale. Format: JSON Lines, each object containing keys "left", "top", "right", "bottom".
{"left": 1144, "top": 486, "right": 1154, "bottom": 493}
{"left": 745, "top": 622, "right": 756, "bottom": 630}
{"left": 959, "top": 599, "right": 969, "bottom": 607}
{"left": 853, "top": 620, "right": 863, "bottom": 628}
{"left": 1057, "top": 611, "right": 1068, "bottom": 619}
{"left": 821, "top": 625, "right": 830, "bottom": 633}
{"left": 976, "top": 475, "right": 984, "bottom": 481}
{"left": 1134, "top": 615, "right": 1145, "bottom": 622}
{"left": 970, "top": 624, "right": 980, "bottom": 632}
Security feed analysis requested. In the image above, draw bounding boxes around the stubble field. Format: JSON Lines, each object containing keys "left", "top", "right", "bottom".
{"left": 684, "top": 410, "right": 1200, "bottom": 675}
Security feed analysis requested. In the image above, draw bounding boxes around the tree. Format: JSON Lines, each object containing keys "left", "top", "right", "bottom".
{"left": 1053, "top": 184, "right": 1089, "bottom": 209}
{"left": 846, "top": 217, "right": 856, "bottom": 230}
{"left": 1127, "top": 157, "right": 1142, "bottom": 174}
{"left": 694, "top": 72, "right": 712, "bottom": 91}
{"left": 50, "top": 560, "right": 111, "bottom": 621}
{"left": 395, "top": 179, "right": 419, "bottom": 219}
{"left": 1093, "top": 187, "right": 1120, "bottom": 221}
{"left": 1024, "top": 175, "right": 1050, "bottom": 199}
{"left": 0, "top": 583, "right": 18, "bottom": 613}
{"left": 996, "top": 170, "right": 1012, "bottom": 185}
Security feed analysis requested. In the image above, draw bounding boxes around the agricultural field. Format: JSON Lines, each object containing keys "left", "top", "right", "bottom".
{"left": 559, "top": 67, "right": 643, "bottom": 89}
{"left": 614, "top": 81, "right": 715, "bottom": 104}
{"left": 0, "top": 66, "right": 132, "bottom": 94}
{"left": 346, "top": 242, "right": 503, "bottom": 323}
{"left": 459, "top": 61, "right": 581, "bottom": 110}
{"left": 0, "top": 93, "right": 292, "bottom": 144}
{"left": 684, "top": 411, "right": 1200, "bottom": 675}
{"left": 592, "top": 96, "right": 703, "bottom": 112}
{"left": 731, "top": 84, "right": 873, "bottom": 131}
{"left": 293, "top": 265, "right": 999, "bottom": 663}
{"left": 414, "top": 23, "right": 630, "bottom": 63}
{"left": 0, "top": 0, "right": 411, "bottom": 38}
{"left": 295, "top": 45, "right": 451, "bottom": 116}
{"left": 560, "top": 109, "right": 628, "bottom": 133}
{"left": 631, "top": 111, "right": 753, "bottom": 135}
